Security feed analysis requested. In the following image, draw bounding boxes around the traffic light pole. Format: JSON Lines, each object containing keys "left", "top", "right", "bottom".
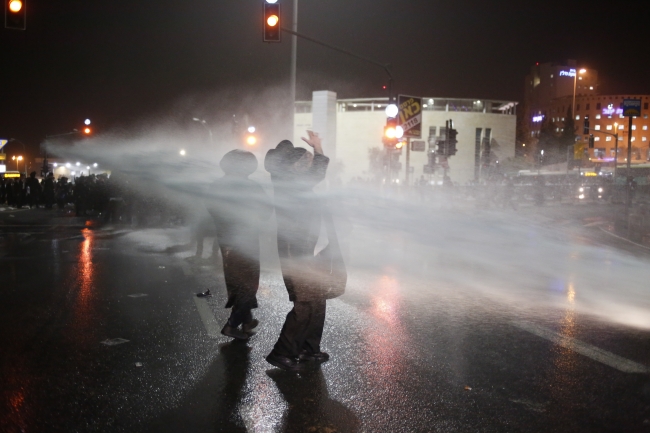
{"left": 289, "top": 0, "right": 298, "bottom": 141}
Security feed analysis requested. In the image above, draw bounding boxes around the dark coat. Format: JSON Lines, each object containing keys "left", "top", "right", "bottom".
{"left": 206, "top": 175, "right": 271, "bottom": 309}
{"left": 266, "top": 152, "right": 330, "bottom": 301}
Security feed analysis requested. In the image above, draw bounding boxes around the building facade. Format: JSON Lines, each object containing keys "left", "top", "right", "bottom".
{"left": 524, "top": 60, "right": 598, "bottom": 139}
{"left": 293, "top": 95, "right": 517, "bottom": 185}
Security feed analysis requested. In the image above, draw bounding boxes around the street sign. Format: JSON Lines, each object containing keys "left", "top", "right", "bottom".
{"left": 398, "top": 95, "right": 422, "bottom": 138}
{"left": 623, "top": 99, "right": 642, "bottom": 117}
{"left": 574, "top": 142, "right": 585, "bottom": 160}
{"left": 0, "top": 139, "right": 8, "bottom": 150}
{"left": 0, "top": 154, "right": 6, "bottom": 161}
{"left": 411, "top": 140, "right": 425, "bottom": 151}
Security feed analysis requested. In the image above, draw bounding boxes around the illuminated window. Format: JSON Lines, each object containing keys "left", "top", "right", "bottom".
{"left": 632, "top": 125, "right": 637, "bottom": 130}
{"left": 576, "top": 115, "right": 580, "bottom": 120}
{"left": 619, "top": 136, "right": 623, "bottom": 141}
{"left": 595, "top": 114, "right": 601, "bottom": 119}
{"left": 594, "top": 136, "right": 600, "bottom": 141}
{"left": 561, "top": 117, "right": 565, "bottom": 121}
{"left": 632, "top": 137, "right": 636, "bottom": 142}
{"left": 643, "top": 137, "right": 647, "bottom": 142}
{"left": 606, "top": 125, "right": 612, "bottom": 130}
{"left": 618, "top": 125, "right": 624, "bottom": 130}
{"left": 619, "top": 114, "right": 625, "bottom": 119}
{"left": 595, "top": 125, "right": 601, "bottom": 130}
{"left": 643, "top": 125, "right": 648, "bottom": 130}
{"left": 606, "top": 136, "right": 612, "bottom": 141}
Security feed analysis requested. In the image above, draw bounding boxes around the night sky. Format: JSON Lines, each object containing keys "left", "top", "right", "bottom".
{"left": 2, "top": 0, "right": 649, "bottom": 159}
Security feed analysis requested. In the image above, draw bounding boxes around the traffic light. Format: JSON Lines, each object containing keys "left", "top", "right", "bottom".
{"left": 263, "top": 1, "right": 280, "bottom": 42}
{"left": 5, "top": 0, "right": 26, "bottom": 30}
{"left": 245, "top": 126, "right": 257, "bottom": 146}
{"left": 588, "top": 134, "right": 594, "bottom": 149}
{"left": 435, "top": 138, "right": 447, "bottom": 156}
{"left": 583, "top": 115, "right": 590, "bottom": 135}
{"left": 448, "top": 128, "right": 458, "bottom": 156}
{"left": 383, "top": 117, "right": 403, "bottom": 149}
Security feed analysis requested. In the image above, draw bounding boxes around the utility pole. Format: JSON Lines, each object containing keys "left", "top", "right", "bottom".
{"left": 289, "top": 0, "right": 298, "bottom": 141}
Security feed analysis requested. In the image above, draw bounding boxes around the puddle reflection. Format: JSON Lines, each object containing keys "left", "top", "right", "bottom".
{"left": 266, "top": 369, "right": 359, "bottom": 433}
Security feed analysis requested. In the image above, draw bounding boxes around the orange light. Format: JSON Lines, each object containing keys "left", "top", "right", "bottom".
{"left": 395, "top": 141, "right": 404, "bottom": 149}
{"left": 246, "top": 135, "right": 257, "bottom": 146}
{"left": 385, "top": 127, "right": 397, "bottom": 139}
{"left": 84, "top": 127, "right": 91, "bottom": 134}
{"left": 8, "top": 0, "right": 22, "bottom": 13}
{"left": 267, "top": 15, "right": 279, "bottom": 27}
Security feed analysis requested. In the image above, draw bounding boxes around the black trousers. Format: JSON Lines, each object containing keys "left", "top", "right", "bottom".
{"left": 273, "top": 299, "right": 326, "bottom": 358}
{"left": 227, "top": 304, "right": 253, "bottom": 328}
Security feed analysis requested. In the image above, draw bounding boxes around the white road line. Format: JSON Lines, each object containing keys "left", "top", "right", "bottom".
{"left": 513, "top": 321, "right": 649, "bottom": 374}
{"left": 193, "top": 297, "right": 221, "bottom": 338}
{"left": 599, "top": 227, "right": 650, "bottom": 250}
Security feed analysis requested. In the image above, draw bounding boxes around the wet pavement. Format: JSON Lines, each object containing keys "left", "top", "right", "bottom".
{"left": 1, "top": 203, "right": 650, "bottom": 432}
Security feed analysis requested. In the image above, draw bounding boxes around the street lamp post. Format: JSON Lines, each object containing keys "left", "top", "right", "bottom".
{"left": 192, "top": 118, "right": 213, "bottom": 145}
{"left": 572, "top": 68, "right": 587, "bottom": 123}
{"left": 8, "top": 138, "right": 27, "bottom": 177}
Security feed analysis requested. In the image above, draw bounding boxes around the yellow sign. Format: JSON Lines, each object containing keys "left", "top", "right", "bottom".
{"left": 398, "top": 95, "right": 422, "bottom": 138}
{"left": 574, "top": 142, "right": 585, "bottom": 160}
{"left": 0, "top": 154, "right": 5, "bottom": 161}
{"left": 4, "top": 173, "right": 20, "bottom": 178}
{"left": 584, "top": 172, "right": 598, "bottom": 177}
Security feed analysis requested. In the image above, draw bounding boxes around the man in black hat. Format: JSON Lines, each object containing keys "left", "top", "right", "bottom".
{"left": 206, "top": 150, "right": 272, "bottom": 340}
{"left": 264, "top": 131, "right": 331, "bottom": 371}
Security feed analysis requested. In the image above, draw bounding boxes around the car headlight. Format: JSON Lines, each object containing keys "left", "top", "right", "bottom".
{"left": 598, "top": 187, "right": 603, "bottom": 193}
{"left": 579, "top": 187, "right": 584, "bottom": 192}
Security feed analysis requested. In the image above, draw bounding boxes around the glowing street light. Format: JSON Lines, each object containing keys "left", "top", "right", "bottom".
{"left": 84, "top": 119, "right": 91, "bottom": 125}
{"left": 385, "top": 103, "right": 398, "bottom": 118}
{"left": 12, "top": 155, "right": 23, "bottom": 171}
{"left": 180, "top": 149, "right": 186, "bottom": 156}
{"left": 9, "top": 0, "right": 22, "bottom": 12}
{"left": 192, "top": 118, "right": 213, "bottom": 144}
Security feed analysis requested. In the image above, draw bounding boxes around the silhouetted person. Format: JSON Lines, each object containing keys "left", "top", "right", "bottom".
{"left": 264, "top": 131, "right": 331, "bottom": 372}
{"left": 43, "top": 173, "right": 55, "bottom": 209}
{"left": 25, "top": 171, "right": 41, "bottom": 209}
{"left": 206, "top": 150, "right": 271, "bottom": 340}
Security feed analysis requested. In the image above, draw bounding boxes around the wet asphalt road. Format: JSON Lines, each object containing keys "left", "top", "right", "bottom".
{"left": 1, "top": 202, "right": 650, "bottom": 433}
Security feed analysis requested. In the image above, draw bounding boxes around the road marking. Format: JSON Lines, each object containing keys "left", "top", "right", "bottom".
{"left": 599, "top": 227, "right": 650, "bottom": 251}
{"left": 513, "top": 321, "right": 649, "bottom": 374}
{"left": 193, "top": 297, "right": 220, "bottom": 338}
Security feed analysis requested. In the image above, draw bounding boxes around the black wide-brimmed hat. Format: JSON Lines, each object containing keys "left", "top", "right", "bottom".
{"left": 220, "top": 149, "right": 258, "bottom": 176}
{"left": 264, "top": 140, "right": 307, "bottom": 174}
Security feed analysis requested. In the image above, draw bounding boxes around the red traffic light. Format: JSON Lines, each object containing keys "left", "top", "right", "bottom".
{"left": 263, "top": 3, "right": 280, "bottom": 42}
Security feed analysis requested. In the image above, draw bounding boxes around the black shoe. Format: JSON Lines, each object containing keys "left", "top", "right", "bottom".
{"left": 266, "top": 352, "right": 303, "bottom": 372}
{"left": 196, "top": 289, "right": 212, "bottom": 298}
{"left": 221, "top": 324, "right": 249, "bottom": 340}
{"left": 298, "top": 350, "right": 330, "bottom": 363}
{"left": 242, "top": 319, "right": 259, "bottom": 333}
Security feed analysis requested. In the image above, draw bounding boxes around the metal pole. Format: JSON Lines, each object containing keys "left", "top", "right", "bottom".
{"left": 405, "top": 138, "right": 410, "bottom": 186}
{"left": 572, "top": 72, "right": 577, "bottom": 122}
{"left": 614, "top": 132, "right": 618, "bottom": 180}
{"left": 626, "top": 116, "right": 633, "bottom": 215}
{"left": 289, "top": 0, "right": 298, "bottom": 141}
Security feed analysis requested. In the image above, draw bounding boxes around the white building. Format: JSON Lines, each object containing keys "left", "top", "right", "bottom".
{"left": 293, "top": 92, "right": 517, "bottom": 185}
